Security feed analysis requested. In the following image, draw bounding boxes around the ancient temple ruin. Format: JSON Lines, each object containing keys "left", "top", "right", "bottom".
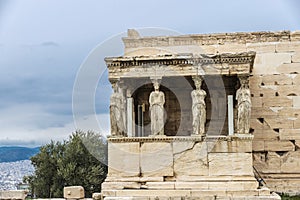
{"left": 101, "top": 30, "right": 300, "bottom": 199}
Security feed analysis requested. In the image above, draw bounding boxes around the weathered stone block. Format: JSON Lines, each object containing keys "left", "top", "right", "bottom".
{"left": 279, "top": 129, "right": 300, "bottom": 140}
{"left": 292, "top": 96, "right": 300, "bottom": 109}
{"left": 108, "top": 142, "right": 140, "bottom": 177}
{"left": 105, "top": 177, "right": 140, "bottom": 182}
{"left": 216, "top": 44, "right": 247, "bottom": 53}
{"left": 102, "top": 182, "right": 141, "bottom": 190}
{"left": 276, "top": 41, "right": 300, "bottom": 52}
{"left": 280, "top": 151, "right": 300, "bottom": 173}
{"left": 253, "top": 152, "right": 267, "bottom": 168}
{"left": 277, "top": 107, "right": 299, "bottom": 117}
{"left": 210, "top": 140, "right": 252, "bottom": 153}
{"left": 253, "top": 129, "right": 278, "bottom": 141}
{"left": 250, "top": 74, "right": 262, "bottom": 82}
{"left": 140, "top": 142, "right": 173, "bottom": 177}
{"left": 208, "top": 153, "right": 253, "bottom": 176}
{"left": 277, "top": 85, "right": 300, "bottom": 96}
{"left": 190, "top": 190, "right": 226, "bottom": 198}
{"left": 172, "top": 141, "right": 194, "bottom": 154}
{"left": 246, "top": 42, "right": 276, "bottom": 53}
{"left": 264, "top": 178, "right": 300, "bottom": 195}
{"left": 277, "top": 62, "right": 300, "bottom": 74}
{"left": 251, "top": 97, "right": 263, "bottom": 107}
{"left": 263, "top": 97, "right": 293, "bottom": 107}
{"left": 291, "top": 31, "right": 300, "bottom": 41}
{"left": 226, "top": 190, "right": 259, "bottom": 197}
{"left": 258, "top": 188, "right": 271, "bottom": 196}
{"left": 173, "top": 142, "right": 208, "bottom": 176}
{"left": 209, "top": 181, "right": 258, "bottom": 191}
{"left": 263, "top": 117, "right": 294, "bottom": 129}
{"left": 139, "top": 177, "right": 164, "bottom": 182}
{"left": 292, "top": 74, "right": 300, "bottom": 85}
{"left": 174, "top": 182, "right": 209, "bottom": 190}
{"left": 252, "top": 53, "right": 291, "bottom": 75}
{"left": 292, "top": 52, "right": 300, "bottom": 63}
{"left": 200, "top": 45, "right": 218, "bottom": 54}
{"left": 251, "top": 107, "right": 276, "bottom": 117}
{"left": 294, "top": 118, "right": 300, "bottom": 128}
{"left": 0, "top": 190, "right": 27, "bottom": 200}
{"left": 115, "top": 190, "right": 191, "bottom": 197}
{"left": 259, "top": 86, "right": 279, "bottom": 97}
{"left": 264, "top": 141, "right": 295, "bottom": 151}
{"left": 63, "top": 186, "right": 85, "bottom": 199}
{"left": 92, "top": 193, "right": 102, "bottom": 200}
{"left": 252, "top": 141, "right": 264, "bottom": 151}
{"left": 102, "top": 190, "right": 116, "bottom": 197}
{"left": 250, "top": 118, "right": 270, "bottom": 130}
{"left": 262, "top": 74, "right": 293, "bottom": 85}
{"left": 145, "top": 182, "right": 175, "bottom": 190}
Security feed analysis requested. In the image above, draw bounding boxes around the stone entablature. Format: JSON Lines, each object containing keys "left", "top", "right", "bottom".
{"left": 123, "top": 30, "right": 300, "bottom": 49}
{"left": 105, "top": 52, "right": 255, "bottom": 79}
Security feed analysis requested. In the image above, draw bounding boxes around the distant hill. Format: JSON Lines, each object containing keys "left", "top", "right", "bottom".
{"left": 0, "top": 146, "right": 40, "bottom": 162}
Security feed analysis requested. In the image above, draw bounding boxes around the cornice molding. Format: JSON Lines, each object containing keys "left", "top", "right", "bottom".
{"left": 105, "top": 52, "right": 256, "bottom": 69}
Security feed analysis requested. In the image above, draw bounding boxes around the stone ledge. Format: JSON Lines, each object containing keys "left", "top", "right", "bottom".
{"left": 102, "top": 189, "right": 279, "bottom": 199}
{"left": 105, "top": 176, "right": 257, "bottom": 182}
{"left": 108, "top": 135, "right": 254, "bottom": 143}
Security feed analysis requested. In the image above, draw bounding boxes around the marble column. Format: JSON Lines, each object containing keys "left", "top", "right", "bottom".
{"left": 126, "top": 88, "right": 134, "bottom": 137}
{"left": 119, "top": 80, "right": 127, "bottom": 135}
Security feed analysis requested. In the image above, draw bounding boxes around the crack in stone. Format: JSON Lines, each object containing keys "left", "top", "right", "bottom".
{"left": 173, "top": 142, "right": 197, "bottom": 156}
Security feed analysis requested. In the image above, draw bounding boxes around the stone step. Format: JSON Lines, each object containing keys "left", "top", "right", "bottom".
{"left": 102, "top": 181, "right": 259, "bottom": 191}
{"left": 104, "top": 197, "right": 280, "bottom": 200}
{"left": 102, "top": 188, "right": 278, "bottom": 199}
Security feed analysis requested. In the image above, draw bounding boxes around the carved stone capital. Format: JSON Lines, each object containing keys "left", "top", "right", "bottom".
{"left": 150, "top": 77, "right": 162, "bottom": 90}
{"left": 192, "top": 75, "right": 203, "bottom": 89}
{"left": 238, "top": 75, "right": 250, "bottom": 88}
{"left": 109, "top": 78, "right": 119, "bottom": 92}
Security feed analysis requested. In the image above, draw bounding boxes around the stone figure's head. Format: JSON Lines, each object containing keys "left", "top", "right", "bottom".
{"left": 111, "top": 80, "right": 119, "bottom": 93}
{"left": 239, "top": 76, "right": 249, "bottom": 88}
{"left": 154, "top": 81, "right": 160, "bottom": 91}
{"left": 192, "top": 75, "right": 203, "bottom": 90}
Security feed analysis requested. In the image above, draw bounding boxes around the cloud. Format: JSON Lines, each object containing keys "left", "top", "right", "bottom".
{"left": 40, "top": 41, "right": 59, "bottom": 47}
{"left": 0, "top": 101, "right": 109, "bottom": 147}
{"left": 0, "top": 139, "right": 39, "bottom": 147}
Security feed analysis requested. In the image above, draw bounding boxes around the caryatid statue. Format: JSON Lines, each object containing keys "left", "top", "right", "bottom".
{"left": 236, "top": 76, "right": 251, "bottom": 134}
{"left": 191, "top": 76, "right": 207, "bottom": 136}
{"left": 110, "top": 81, "right": 126, "bottom": 137}
{"left": 149, "top": 80, "right": 165, "bottom": 136}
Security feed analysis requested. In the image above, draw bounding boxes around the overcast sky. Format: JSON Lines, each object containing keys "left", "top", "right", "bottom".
{"left": 0, "top": 0, "right": 299, "bottom": 147}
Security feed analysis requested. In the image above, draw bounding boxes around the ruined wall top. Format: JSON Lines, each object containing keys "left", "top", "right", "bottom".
{"left": 120, "top": 29, "right": 300, "bottom": 58}
{"left": 123, "top": 30, "right": 300, "bottom": 49}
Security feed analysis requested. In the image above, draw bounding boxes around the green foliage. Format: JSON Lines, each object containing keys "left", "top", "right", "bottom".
{"left": 25, "top": 130, "right": 107, "bottom": 198}
{"left": 281, "top": 194, "right": 300, "bottom": 200}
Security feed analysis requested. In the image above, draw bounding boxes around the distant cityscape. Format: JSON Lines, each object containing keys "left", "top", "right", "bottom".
{"left": 0, "top": 160, "right": 34, "bottom": 190}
